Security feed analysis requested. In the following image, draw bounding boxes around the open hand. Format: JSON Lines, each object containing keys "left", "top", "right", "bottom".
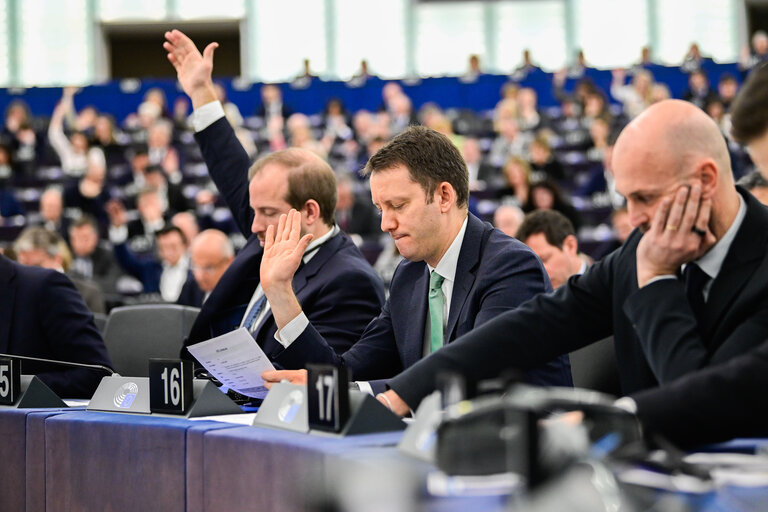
{"left": 260, "top": 210, "right": 313, "bottom": 292}
{"left": 163, "top": 29, "right": 218, "bottom": 108}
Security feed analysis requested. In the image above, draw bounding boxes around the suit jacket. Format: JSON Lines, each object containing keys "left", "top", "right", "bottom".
{"left": 113, "top": 242, "right": 162, "bottom": 294}
{"left": 69, "top": 245, "right": 124, "bottom": 295}
{"left": 183, "top": 116, "right": 385, "bottom": 363}
{"left": 631, "top": 338, "right": 768, "bottom": 447}
{"left": 0, "top": 255, "right": 113, "bottom": 398}
{"left": 336, "top": 197, "right": 382, "bottom": 238}
{"left": 275, "top": 214, "right": 573, "bottom": 393}
{"left": 177, "top": 274, "right": 205, "bottom": 308}
{"left": 389, "top": 188, "right": 768, "bottom": 409}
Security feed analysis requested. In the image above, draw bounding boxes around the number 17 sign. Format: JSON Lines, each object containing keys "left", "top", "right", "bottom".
{"left": 307, "top": 364, "right": 350, "bottom": 432}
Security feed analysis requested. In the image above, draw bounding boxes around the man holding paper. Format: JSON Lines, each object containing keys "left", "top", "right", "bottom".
{"left": 261, "top": 126, "right": 573, "bottom": 394}
{"left": 164, "top": 30, "right": 385, "bottom": 364}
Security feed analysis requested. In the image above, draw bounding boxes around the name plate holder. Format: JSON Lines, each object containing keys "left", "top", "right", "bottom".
{"left": 397, "top": 391, "right": 443, "bottom": 462}
{"left": 88, "top": 376, "right": 241, "bottom": 417}
{"left": 253, "top": 382, "right": 309, "bottom": 433}
{"left": 306, "top": 364, "right": 406, "bottom": 437}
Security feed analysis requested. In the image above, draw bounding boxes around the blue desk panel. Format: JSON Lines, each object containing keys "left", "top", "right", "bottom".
{"left": 43, "top": 412, "right": 237, "bottom": 512}
{"left": 0, "top": 408, "right": 70, "bottom": 512}
{"left": 200, "top": 426, "right": 402, "bottom": 512}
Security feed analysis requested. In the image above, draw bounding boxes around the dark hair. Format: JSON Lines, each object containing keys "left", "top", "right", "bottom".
{"left": 730, "top": 63, "right": 768, "bottom": 143}
{"left": 248, "top": 148, "right": 337, "bottom": 226}
{"left": 156, "top": 225, "right": 187, "bottom": 245}
{"left": 71, "top": 214, "right": 99, "bottom": 232}
{"left": 362, "top": 125, "right": 469, "bottom": 208}
{"left": 516, "top": 210, "right": 575, "bottom": 249}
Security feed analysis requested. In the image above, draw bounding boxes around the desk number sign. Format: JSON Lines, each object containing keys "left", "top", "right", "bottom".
{"left": 148, "top": 359, "right": 192, "bottom": 414}
{"left": 307, "top": 364, "right": 349, "bottom": 432}
{"left": 0, "top": 357, "right": 21, "bottom": 405}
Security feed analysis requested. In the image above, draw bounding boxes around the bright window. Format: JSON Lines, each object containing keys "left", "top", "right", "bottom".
{"left": 248, "top": 0, "right": 326, "bottom": 82}
{"left": 495, "top": 0, "right": 567, "bottom": 72}
{"left": 334, "top": 0, "right": 407, "bottom": 79}
{"left": 655, "top": 0, "right": 739, "bottom": 64}
{"left": 573, "top": 0, "right": 649, "bottom": 69}
{"left": 415, "top": 2, "right": 485, "bottom": 77}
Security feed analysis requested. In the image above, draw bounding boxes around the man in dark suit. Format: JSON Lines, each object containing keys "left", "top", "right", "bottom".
{"left": 68, "top": 215, "right": 124, "bottom": 295}
{"left": 377, "top": 99, "right": 768, "bottom": 416}
{"left": 260, "top": 126, "right": 572, "bottom": 394}
{"left": 335, "top": 175, "right": 382, "bottom": 241}
{"left": 14, "top": 226, "right": 106, "bottom": 314}
{"left": 618, "top": 60, "right": 768, "bottom": 447}
{"left": 0, "top": 253, "right": 112, "bottom": 398}
{"left": 164, "top": 30, "right": 385, "bottom": 363}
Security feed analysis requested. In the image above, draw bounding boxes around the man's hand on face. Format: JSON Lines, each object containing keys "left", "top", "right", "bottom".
{"left": 260, "top": 209, "right": 313, "bottom": 293}
{"left": 163, "top": 29, "right": 218, "bottom": 109}
{"left": 261, "top": 369, "right": 308, "bottom": 389}
{"left": 259, "top": 209, "right": 313, "bottom": 330}
{"left": 636, "top": 183, "right": 717, "bottom": 288}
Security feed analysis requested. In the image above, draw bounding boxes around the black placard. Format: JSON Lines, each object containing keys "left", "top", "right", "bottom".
{"left": 0, "top": 357, "right": 21, "bottom": 405}
{"left": 307, "top": 364, "right": 349, "bottom": 432}
{"left": 148, "top": 359, "right": 193, "bottom": 414}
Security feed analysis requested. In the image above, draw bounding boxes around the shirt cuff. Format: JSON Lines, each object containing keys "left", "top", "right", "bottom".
{"left": 192, "top": 101, "right": 226, "bottom": 132}
{"left": 109, "top": 224, "right": 128, "bottom": 244}
{"left": 357, "top": 381, "right": 374, "bottom": 396}
{"left": 644, "top": 275, "right": 677, "bottom": 287}
{"left": 613, "top": 397, "right": 638, "bottom": 414}
{"left": 274, "top": 311, "right": 309, "bottom": 348}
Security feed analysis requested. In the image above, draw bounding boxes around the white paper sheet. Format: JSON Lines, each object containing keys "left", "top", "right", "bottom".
{"left": 187, "top": 327, "right": 275, "bottom": 399}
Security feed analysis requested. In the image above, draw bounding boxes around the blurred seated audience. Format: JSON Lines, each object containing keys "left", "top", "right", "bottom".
{"left": 525, "top": 180, "right": 582, "bottom": 232}
{"left": 463, "top": 137, "right": 496, "bottom": 191}
{"left": 740, "top": 30, "right": 768, "bottom": 72}
{"left": 492, "top": 204, "right": 525, "bottom": 238}
{"left": 529, "top": 135, "right": 565, "bottom": 182}
{"left": 36, "top": 187, "right": 70, "bottom": 243}
{"left": 68, "top": 214, "right": 124, "bottom": 296}
{"left": 335, "top": 175, "right": 381, "bottom": 242}
{"left": 63, "top": 151, "right": 110, "bottom": 227}
{"left": 496, "top": 156, "right": 532, "bottom": 207}
{"left": 683, "top": 69, "right": 718, "bottom": 110}
{"left": 178, "top": 229, "right": 234, "bottom": 307}
{"left": 14, "top": 226, "right": 105, "bottom": 313}
{"left": 611, "top": 68, "right": 653, "bottom": 119}
{"left": 680, "top": 42, "right": 712, "bottom": 74}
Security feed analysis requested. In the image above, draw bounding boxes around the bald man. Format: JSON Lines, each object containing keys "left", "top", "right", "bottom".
{"left": 177, "top": 229, "right": 234, "bottom": 307}
{"left": 379, "top": 99, "right": 768, "bottom": 418}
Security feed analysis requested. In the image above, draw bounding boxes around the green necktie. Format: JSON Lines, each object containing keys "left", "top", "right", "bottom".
{"left": 428, "top": 270, "right": 445, "bottom": 353}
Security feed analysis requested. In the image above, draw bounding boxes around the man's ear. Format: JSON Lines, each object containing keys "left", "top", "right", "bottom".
{"left": 699, "top": 160, "right": 718, "bottom": 199}
{"left": 562, "top": 234, "right": 579, "bottom": 256}
{"left": 435, "top": 182, "right": 457, "bottom": 213}
{"left": 302, "top": 199, "right": 322, "bottom": 225}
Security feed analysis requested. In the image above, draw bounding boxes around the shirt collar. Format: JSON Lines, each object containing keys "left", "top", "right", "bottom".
{"left": 163, "top": 254, "right": 189, "bottom": 271}
{"left": 427, "top": 216, "right": 468, "bottom": 283}
{"left": 303, "top": 224, "right": 339, "bottom": 263}
{"left": 694, "top": 193, "right": 746, "bottom": 279}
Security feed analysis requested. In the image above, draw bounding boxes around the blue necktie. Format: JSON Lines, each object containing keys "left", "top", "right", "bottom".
{"left": 243, "top": 294, "right": 268, "bottom": 332}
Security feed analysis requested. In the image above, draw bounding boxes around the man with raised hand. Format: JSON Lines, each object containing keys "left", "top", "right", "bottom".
{"left": 164, "top": 30, "right": 384, "bottom": 363}
{"left": 261, "top": 126, "right": 572, "bottom": 394}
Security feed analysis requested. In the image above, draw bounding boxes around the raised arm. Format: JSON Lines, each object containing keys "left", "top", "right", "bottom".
{"left": 163, "top": 29, "right": 218, "bottom": 109}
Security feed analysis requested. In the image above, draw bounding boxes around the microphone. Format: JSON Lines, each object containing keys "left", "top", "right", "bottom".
{"left": 0, "top": 353, "right": 117, "bottom": 377}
